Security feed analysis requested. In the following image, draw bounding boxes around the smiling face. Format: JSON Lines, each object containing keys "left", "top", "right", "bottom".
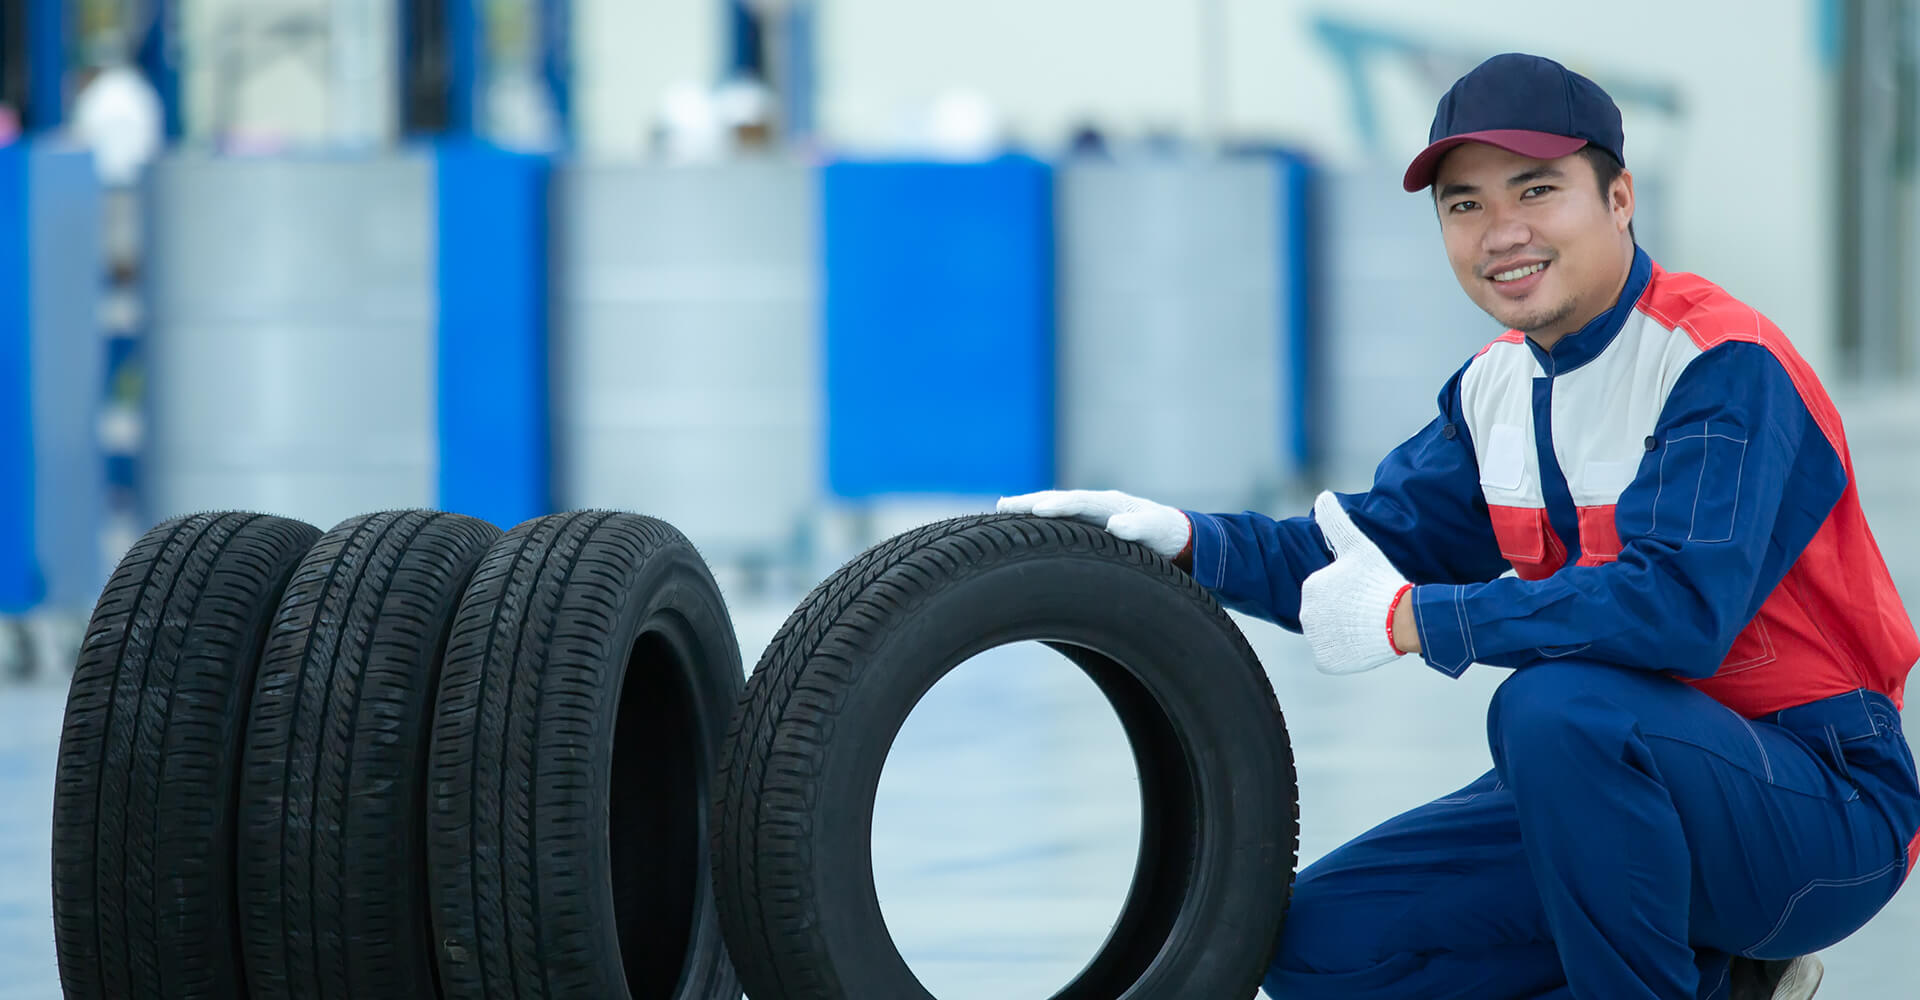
{"left": 1433, "top": 142, "right": 1636, "bottom": 346}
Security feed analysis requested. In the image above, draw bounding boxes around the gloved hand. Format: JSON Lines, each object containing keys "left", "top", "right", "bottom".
{"left": 1300, "top": 491, "right": 1414, "bottom": 675}
{"left": 996, "top": 489, "right": 1192, "bottom": 560}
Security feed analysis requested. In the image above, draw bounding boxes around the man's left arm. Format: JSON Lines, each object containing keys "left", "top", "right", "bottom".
{"left": 1405, "top": 342, "right": 1848, "bottom": 678}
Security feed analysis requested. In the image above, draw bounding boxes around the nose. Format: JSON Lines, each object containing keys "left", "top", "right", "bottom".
{"left": 1480, "top": 204, "right": 1533, "bottom": 260}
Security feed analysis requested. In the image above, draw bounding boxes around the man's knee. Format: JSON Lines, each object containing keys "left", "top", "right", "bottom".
{"left": 1271, "top": 855, "right": 1384, "bottom": 976}
{"left": 1272, "top": 838, "right": 1493, "bottom": 977}
{"left": 1486, "top": 661, "right": 1652, "bottom": 774}
{"left": 1270, "top": 864, "right": 1561, "bottom": 1000}
{"left": 1487, "top": 662, "right": 1586, "bottom": 751}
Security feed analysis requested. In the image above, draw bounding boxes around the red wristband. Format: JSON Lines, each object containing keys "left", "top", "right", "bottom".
{"left": 1385, "top": 583, "right": 1414, "bottom": 655}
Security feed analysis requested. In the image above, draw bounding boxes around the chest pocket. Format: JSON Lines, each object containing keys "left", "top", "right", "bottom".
{"left": 1487, "top": 505, "right": 1565, "bottom": 580}
{"left": 1572, "top": 461, "right": 1635, "bottom": 565}
{"left": 1479, "top": 424, "right": 1528, "bottom": 491}
{"left": 1479, "top": 424, "right": 1565, "bottom": 579}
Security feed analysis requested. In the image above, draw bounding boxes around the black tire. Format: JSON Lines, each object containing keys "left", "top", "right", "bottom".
{"left": 711, "top": 514, "right": 1299, "bottom": 1000}
{"left": 427, "top": 511, "right": 745, "bottom": 999}
{"left": 237, "top": 509, "right": 502, "bottom": 999}
{"left": 52, "top": 511, "right": 322, "bottom": 1000}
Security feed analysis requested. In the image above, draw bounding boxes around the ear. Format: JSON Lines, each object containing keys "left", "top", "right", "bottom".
{"left": 1611, "top": 168, "right": 1636, "bottom": 235}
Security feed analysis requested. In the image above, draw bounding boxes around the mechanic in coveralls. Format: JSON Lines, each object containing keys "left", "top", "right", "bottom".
{"left": 1001, "top": 53, "right": 1920, "bottom": 1000}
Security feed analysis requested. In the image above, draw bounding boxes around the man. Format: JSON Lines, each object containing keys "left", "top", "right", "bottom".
{"left": 1000, "top": 53, "right": 1920, "bottom": 999}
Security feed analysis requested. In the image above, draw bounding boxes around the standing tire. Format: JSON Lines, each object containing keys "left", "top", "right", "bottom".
{"left": 427, "top": 511, "right": 745, "bottom": 999}
{"left": 711, "top": 514, "right": 1300, "bottom": 1000}
{"left": 237, "top": 509, "right": 502, "bottom": 999}
{"left": 52, "top": 511, "right": 322, "bottom": 999}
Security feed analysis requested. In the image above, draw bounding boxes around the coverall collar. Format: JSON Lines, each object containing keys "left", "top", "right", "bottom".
{"left": 1524, "top": 244, "right": 1653, "bottom": 375}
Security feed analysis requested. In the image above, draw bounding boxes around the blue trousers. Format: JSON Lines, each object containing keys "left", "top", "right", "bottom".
{"left": 1263, "top": 662, "right": 1920, "bottom": 1000}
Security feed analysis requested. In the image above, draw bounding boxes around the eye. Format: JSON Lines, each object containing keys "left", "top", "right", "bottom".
{"left": 1447, "top": 200, "right": 1480, "bottom": 214}
{"left": 1522, "top": 185, "right": 1555, "bottom": 198}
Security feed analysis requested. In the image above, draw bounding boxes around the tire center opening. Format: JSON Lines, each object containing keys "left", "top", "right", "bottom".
{"left": 610, "top": 628, "right": 702, "bottom": 997}
{"left": 870, "top": 641, "right": 1147, "bottom": 1000}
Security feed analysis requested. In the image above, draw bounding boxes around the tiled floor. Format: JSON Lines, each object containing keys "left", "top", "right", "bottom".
{"left": 0, "top": 684, "right": 64, "bottom": 1000}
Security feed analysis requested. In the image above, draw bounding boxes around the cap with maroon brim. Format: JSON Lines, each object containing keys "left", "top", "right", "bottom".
{"left": 1404, "top": 53, "right": 1626, "bottom": 194}
{"left": 1402, "top": 129, "right": 1591, "bottom": 193}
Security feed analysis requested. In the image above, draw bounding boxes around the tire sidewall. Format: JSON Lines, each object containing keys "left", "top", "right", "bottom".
{"left": 800, "top": 551, "right": 1290, "bottom": 998}
{"left": 573, "top": 532, "right": 744, "bottom": 999}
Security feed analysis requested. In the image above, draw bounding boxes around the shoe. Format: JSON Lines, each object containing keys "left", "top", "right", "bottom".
{"left": 1729, "top": 954, "right": 1824, "bottom": 999}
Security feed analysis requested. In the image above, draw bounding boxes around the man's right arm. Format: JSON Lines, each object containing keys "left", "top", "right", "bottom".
{"left": 1183, "top": 363, "right": 1512, "bottom": 632}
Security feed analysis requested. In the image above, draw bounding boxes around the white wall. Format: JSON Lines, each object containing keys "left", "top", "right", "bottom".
{"left": 180, "top": 0, "right": 397, "bottom": 148}
{"left": 574, "top": 0, "right": 724, "bottom": 158}
{"left": 819, "top": 0, "right": 1213, "bottom": 149}
{"left": 178, "top": 0, "right": 721, "bottom": 157}
{"left": 817, "top": 0, "right": 1840, "bottom": 374}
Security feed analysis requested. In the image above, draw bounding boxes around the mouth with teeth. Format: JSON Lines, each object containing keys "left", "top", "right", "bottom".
{"left": 1486, "top": 259, "right": 1550, "bottom": 297}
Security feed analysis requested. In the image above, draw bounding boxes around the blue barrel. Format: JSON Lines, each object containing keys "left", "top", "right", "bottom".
{"left": 0, "top": 143, "right": 104, "bottom": 613}
{"left": 823, "top": 156, "right": 1055, "bottom": 499}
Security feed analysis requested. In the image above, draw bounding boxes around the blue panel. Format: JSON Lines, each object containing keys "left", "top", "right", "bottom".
{"left": 26, "top": 0, "right": 64, "bottom": 131}
{"left": 1277, "top": 151, "right": 1317, "bottom": 471}
{"left": 1815, "top": 0, "right": 1843, "bottom": 70}
{"left": 726, "top": 1, "right": 762, "bottom": 76}
{"left": 823, "top": 156, "right": 1054, "bottom": 498}
{"left": 0, "top": 145, "right": 41, "bottom": 611}
{"left": 28, "top": 146, "right": 103, "bottom": 610}
{"left": 782, "top": 2, "right": 817, "bottom": 142}
{"left": 435, "top": 140, "right": 550, "bottom": 529}
{"left": 447, "top": 0, "right": 480, "bottom": 136}
{"left": 540, "top": 0, "right": 572, "bottom": 145}
{"left": 136, "top": 0, "right": 183, "bottom": 138}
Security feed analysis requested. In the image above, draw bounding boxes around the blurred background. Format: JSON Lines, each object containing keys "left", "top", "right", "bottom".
{"left": 2, "top": 1, "right": 1918, "bottom": 997}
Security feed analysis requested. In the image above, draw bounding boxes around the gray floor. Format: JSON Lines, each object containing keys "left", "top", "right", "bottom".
{"left": 0, "top": 685, "right": 62, "bottom": 1000}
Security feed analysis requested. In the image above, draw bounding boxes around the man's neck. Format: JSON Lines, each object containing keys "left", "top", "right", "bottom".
{"left": 1528, "top": 325, "right": 1582, "bottom": 353}
{"left": 1526, "top": 244, "right": 1636, "bottom": 353}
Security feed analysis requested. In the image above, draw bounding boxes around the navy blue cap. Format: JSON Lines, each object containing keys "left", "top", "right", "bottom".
{"left": 1403, "top": 53, "right": 1625, "bottom": 192}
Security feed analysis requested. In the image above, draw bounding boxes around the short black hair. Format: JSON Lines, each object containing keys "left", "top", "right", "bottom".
{"left": 1580, "top": 146, "right": 1635, "bottom": 242}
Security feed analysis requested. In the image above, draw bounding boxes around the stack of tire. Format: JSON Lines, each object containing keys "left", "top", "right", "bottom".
{"left": 51, "top": 508, "right": 1298, "bottom": 999}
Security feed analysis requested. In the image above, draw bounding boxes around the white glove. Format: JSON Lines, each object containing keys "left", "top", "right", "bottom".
{"left": 996, "top": 489, "right": 1192, "bottom": 559}
{"left": 1299, "top": 491, "right": 1413, "bottom": 675}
